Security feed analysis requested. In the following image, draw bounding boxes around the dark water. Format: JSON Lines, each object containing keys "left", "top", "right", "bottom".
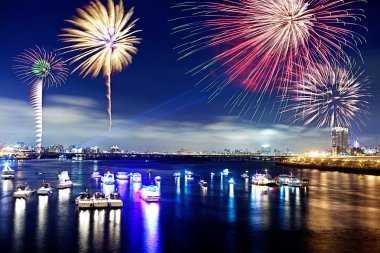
{"left": 1, "top": 159, "right": 380, "bottom": 253}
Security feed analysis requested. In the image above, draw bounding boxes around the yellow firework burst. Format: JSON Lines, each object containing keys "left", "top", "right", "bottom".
{"left": 60, "top": 0, "right": 141, "bottom": 130}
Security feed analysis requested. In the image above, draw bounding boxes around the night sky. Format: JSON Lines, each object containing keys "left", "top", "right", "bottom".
{"left": 0, "top": 0, "right": 379, "bottom": 152}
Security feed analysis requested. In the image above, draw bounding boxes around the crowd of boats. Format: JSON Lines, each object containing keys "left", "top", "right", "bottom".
{"left": 172, "top": 168, "right": 309, "bottom": 188}
{"left": 3, "top": 161, "right": 308, "bottom": 210}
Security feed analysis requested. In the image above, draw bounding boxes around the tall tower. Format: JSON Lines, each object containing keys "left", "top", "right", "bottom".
{"left": 331, "top": 127, "right": 349, "bottom": 156}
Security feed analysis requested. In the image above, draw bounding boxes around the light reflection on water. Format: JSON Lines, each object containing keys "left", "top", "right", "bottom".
{"left": 13, "top": 198, "right": 26, "bottom": 253}
{"left": 37, "top": 195, "right": 48, "bottom": 252}
{"left": 142, "top": 202, "right": 161, "bottom": 253}
{"left": 1, "top": 159, "right": 380, "bottom": 252}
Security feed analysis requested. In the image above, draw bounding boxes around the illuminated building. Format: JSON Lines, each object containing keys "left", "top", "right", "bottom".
{"left": 331, "top": 127, "right": 349, "bottom": 156}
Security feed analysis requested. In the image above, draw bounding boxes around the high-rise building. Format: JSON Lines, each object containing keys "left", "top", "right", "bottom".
{"left": 331, "top": 127, "right": 349, "bottom": 156}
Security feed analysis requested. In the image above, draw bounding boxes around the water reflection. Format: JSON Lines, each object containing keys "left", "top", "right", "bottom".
{"left": 142, "top": 202, "right": 161, "bottom": 253}
{"left": 108, "top": 209, "right": 121, "bottom": 252}
{"left": 93, "top": 209, "right": 106, "bottom": 251}
{"left": 78, "top": 210, "right": 90, "bottom": 253}
{"left": 13, "top": 198, "right": 26, "bottom": 252}
{"left": 102, "top": 183, "right": 115, "bottom": 196}
{"left": 37, "top": 196, "right": 48, "bottom": 251}
{"left": 227, "top": 184, "right": 235, "bottom": 223}
{"left": 2, "top": 179, "right": 13, "bottom": 196}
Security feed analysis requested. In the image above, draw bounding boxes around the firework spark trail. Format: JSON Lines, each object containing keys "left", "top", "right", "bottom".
{"left": 172, "top": 0, "right": 366, "bottom": 119}
{"left": 14, "top": 46, "right": 68, "bottom": 154}
{"left": 60, "top": 0, "right": 141, "bottom": 131}
{"left": 30, "top": 80, "right": 43, "bottom": 153}
{"left": 283, "top": 61, "right": 371, "bottom": 129}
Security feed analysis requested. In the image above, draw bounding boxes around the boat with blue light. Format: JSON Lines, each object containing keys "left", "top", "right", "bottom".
{"left": 1, "top": 162, "right": 14, "bottom": 179}
{"left": 140, "top": 185, "right": 161, "bottom": 202}
{"left": 116, "top": 172, "right": 130, "bottom": 180}
{"left": 101, "top": 172, "right": 115, "bottom": 185}
{"left": 132, "top": 173, "right": 142, "bottom": 182}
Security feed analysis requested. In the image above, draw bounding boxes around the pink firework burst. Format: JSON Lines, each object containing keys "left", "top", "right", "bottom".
{"left": 172, "top": 0, "right": 366, "bottom": 117}
{"left": 283, "top": 61, "right": 371, "bottom": 129}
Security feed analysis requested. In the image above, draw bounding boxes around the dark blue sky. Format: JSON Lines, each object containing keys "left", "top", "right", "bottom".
{"left": 0, "top": 0, "right": 379, "bottom": 152}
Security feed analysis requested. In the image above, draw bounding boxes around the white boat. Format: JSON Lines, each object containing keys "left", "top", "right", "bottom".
{"left": 13, "top": 184, "right": 35, "bottom": 198}
{"left": 154, "top": 176, "right": 161, "bottom": 183}
{"left": 57, "top": 171, "right": 73, "bottom": 189}
{"left": 132, "top": 173, "right": 142, "bottom": 182}
{"left": 101, "top": 172, "right": 115, "bottom": 185}
{"left": 107, "top": 192, "right": 123, "bottom": 208}
{"left": 276, "top": 174, "right": 290, "bottom": 186}
{"left": 75, "top": 192, "right": 93, "bottom": 209}
{"left": 116, "top": 172, "right": 129, "bottom": 180}
{"left": 210, "top": 172, "right": 215, "bottom": 177}
{"left": 37, "top": 182, "right": 53, "bottom": 195}
{"left": 185, "top": 170, "right": 194, "bottom": 180}
{"left": 92, "top": 192, "right": 108, "bottom": 208}
{"left": 91, "top": 171, "right": 102, "bottom": 179}
{"left": 228, "top": 178, "right": 235, "bottom": 184}
{"left": 140, "top": 185, "right": 161, "bottom": 202}
{"left": 222, "top": 169, "right": 229, "bottom": 176}
{"left": 241, "top": 171, "right": 249, "bottom": 178}
{"left": 288, "top": 173, "right": 303, "bottom": 187}
{"left": 1, "top": 162, "right": 14, "bottom": 179}
{"left": 199, "top": 179, "right": 208, "bottom": 187}
{"left": 251, "top": 172, "right": 277, "bottom": 186}
{"left": 173, "top": 172, "right": 181, "bottom": 177}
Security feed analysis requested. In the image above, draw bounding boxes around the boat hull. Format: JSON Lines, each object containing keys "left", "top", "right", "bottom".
{"left": 93, "top": 200, "right": 108, "bottom": 208}
{"left": 76, "top": 201, "right": 93, "bottom": 209}
{"left": 13, "top": 191, "right": 34, "bottom": 198}
{"left": 37, "top": 189, "right": 53, "bottom": 195}
{"left": 108, "top": 200, "right": 123, "bottom": 208}
{"left": 56, "top": 181, "right": 73, "bottom": 189}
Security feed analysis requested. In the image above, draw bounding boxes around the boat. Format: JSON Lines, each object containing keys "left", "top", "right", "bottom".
{"left": 91, "top": 171, "right": 102, "bottom": 179}
{"left": 37, "top": 182, "right": 53, "bottom": 195}
{"left": 35, "top": 171, "right": 46, "bottom": 175}
{"left": 288, "top": 173, "right": 303, "bottom": 187}
{"left": 140, "top": 185, "right": 161, "bottom": 202}
{"left": 301, "top": 178, "right": 310, "bottom": 187}
{"left": 276, "top": 174, "right": 290, "bottom": 186}
{"left": 75, "top": 192, "right": 93, "bottom": 209}
{"left": 56, "top": 171, "right": 73, "bottom": 189}
{"left": 58, "top": 154, "right": 67, "bottom": 160}
{"left": 132, "top": 173, "right": 142, "bottom": 182}
{"left": 173, "top": 172, "right": 181, "bottom": 177}
{"left": 251, "top": 172, "right": 277, "bottom": 187}
{"left": 92, "top": 192, "right": 108, "bottom": 208}
{"left": 154, "top": 176, "right": 161, "bottom": 183}
{"left": 199, "top": 179, "right": 208, "bottom": 187}
{"left": 210, "top": 172, "right": 215, "bottom": 177}
{"left": 241, "top": 171, "right": 249, "bottom": 178}
{"left": 222, "top": 169, "right": 229, "bottom": 176}
{"left": 1, "top": 162, "right": 14, "bottom": 179}
{"left": 101, "top": 172, "right": 115, "bottom": 185}
{"left": 116, "top": 172, "right": 130, "bottom": 180}
{"left": 228, "top": 178, "right": 235, "bottom": 184}
{"left": 13, "top": 184, "right": 35, "bottom": 198}
{"left": 185, "top": 170, "right": 194, "bottom": 180}
{"left": 107, "top": 192, "right": 123, "bottom": 208}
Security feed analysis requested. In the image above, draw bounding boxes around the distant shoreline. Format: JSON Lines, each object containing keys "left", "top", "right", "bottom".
{"left": 277, "top": 162, "right": 380, "bottom": 176}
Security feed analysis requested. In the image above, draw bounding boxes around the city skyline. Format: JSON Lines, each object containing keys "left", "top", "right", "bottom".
{"left": 1, "top": 0, "right": 379, "bottom": 152}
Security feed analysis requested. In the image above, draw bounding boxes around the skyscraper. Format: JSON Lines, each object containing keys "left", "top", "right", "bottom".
{"left": 331, "top": 127, "right": 349, "bottom": 156}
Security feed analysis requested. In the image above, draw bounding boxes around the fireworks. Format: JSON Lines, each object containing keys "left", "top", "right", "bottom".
{"left": 14, "top": 46, "right": 68, "bottom": 153}
{"left": 284, "top": 62, "right": 371, "bottom": 129}
{"left": 60, "top": 0, "right": 141, "bottom": 130}
{"left": 172, "top": 0, "right": 366, "bottom": 117}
